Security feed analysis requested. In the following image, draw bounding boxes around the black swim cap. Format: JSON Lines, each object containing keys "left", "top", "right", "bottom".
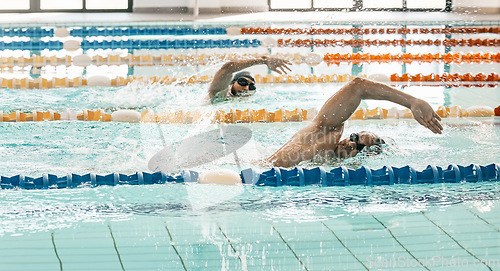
{"left": 230, "top": 71, "right": 255, "bottom": 85}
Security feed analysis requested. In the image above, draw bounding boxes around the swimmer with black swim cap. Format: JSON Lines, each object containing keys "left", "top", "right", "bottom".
{"left": 207, "top": 55, "right": 291, "bottom": 101}
{"left": 264, "top": 77, "right": 443, "bottom": 167}
{"left": 206, "top": 58, "right": 442, "bottom": 167}
{"left": 229, "top": 71, "right": 256, "bottom": 97}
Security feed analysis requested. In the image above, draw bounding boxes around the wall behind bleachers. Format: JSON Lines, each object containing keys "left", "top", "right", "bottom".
{"left": 134, "top": 0, "right": 268, "bottom": 13}
{"left": 132, "top": 0, "right": 499, "bottom": 13}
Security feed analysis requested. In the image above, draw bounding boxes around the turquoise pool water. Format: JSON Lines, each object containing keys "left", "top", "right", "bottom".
{"left": 1, "top": 82, "right": 499, "bottom": 270}
{"left": 0, "top": 180, "right": 499, "bottom": 270}
{"left": 1, "top": 82, "right": 499, "bottom": 176}
{"left": 1, "top": 22, "right": 499, "bottom": 270}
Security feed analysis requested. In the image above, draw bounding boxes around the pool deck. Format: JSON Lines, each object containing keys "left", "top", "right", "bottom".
{"left": 1, "top": 202, "right": 498, "bottom": 271}
{"left": 0, "top": 11, "right": 499, "bottom": 26}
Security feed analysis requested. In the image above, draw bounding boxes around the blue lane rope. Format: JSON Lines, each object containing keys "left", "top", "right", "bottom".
{"left": 0, "top": 39, "right": 260, "bottom": 51}
{"left": 0, "top": 41, "right": 63, "bottom": 51}
{"left": 243, "top": 164, "right": 500, "bottom": 187}
{"left": 80, "top": 39, "right": 261, "bottom": 50}
{"left": 70, "top": 27, "right": 227, "bottom": 37}
{"left": 0, "top": 164, "right": 498, "bottom": 190}
{"left": 0, "top": 27, "right": 227, "bottom": 38}
{"left": 0, "top": 28, "right": 53, "bottom": 38}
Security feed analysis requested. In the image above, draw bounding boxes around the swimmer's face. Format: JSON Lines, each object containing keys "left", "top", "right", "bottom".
{"left": 231, "top": 77, "right": 256, "bottom": 96}
{"left": 334, "top": 131, "right": 385, "bottom": 158}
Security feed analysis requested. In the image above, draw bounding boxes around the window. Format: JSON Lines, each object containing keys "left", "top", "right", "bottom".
{"left": 86, "top": 0, "right": 130, "bottom": 10}
{"left": 407, "top": 0, "right": 446, "bottom": 9}
{"left": 40, "top": 0, "right": 83, "bottom": 10}
{"left": 270, "top": 0, "right": 311, "bottom": 9}
{"left": 314, "top": 0, "right": 353, "bottom": 9}
{"left": 363, "top": 0, "right": 402, "bottom": 9}
{"left": 0, "top": 0, "right": 30, "bottom": 10}
{"left": 0, "top": 0, "right": 132, "bottom": 12}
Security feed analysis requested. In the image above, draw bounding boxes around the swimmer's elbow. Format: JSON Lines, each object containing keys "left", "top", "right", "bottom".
{"left": 268, "top": 156, "right": 298, "bottom": 168}
{"left": 255, "top": 158, "right": 273, "bottom": 168}
{"left": 351, "top": 76, "right": 368, "bottom": 84}
{"left": 348, "top": 77, "right": 370, "bottom": 97}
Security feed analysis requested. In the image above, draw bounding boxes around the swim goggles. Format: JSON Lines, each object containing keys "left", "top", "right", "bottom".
{"left": 349, "top": 133, "right": 367, "bottom": 152}
{"left": 237, "top": 77, "right": 256, "bottom": 90}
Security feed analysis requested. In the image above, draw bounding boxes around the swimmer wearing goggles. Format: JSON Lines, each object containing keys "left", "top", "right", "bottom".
{"left": 206, "top": 57, "right": 442, "bottom": 166}
{"left": 265, "top": 77, "right": 443, "bottom": 167}
{"left": 208, "top": 55, "right": 291, "bottom": 101}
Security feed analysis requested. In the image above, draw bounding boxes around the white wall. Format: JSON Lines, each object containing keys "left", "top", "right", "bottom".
{"left": 188, "top": 0, "right": 221, "bottom": 9}
{"left": 453, "top": 0, "right": 500, "bottom": 13}
{"left": 134, "top": 0, "right": 269, "bottom": 10}
{"left": 133, "top": 0, "right": 499, "bottom": 12}
{"left": 454, "top": 0, "right": 500, "bottom": 8}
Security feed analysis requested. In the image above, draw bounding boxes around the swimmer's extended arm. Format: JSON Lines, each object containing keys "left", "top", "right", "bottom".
{"left": 265, "top": 77, "right": 443, "bottom": 167}
{"left": 314, "top": 77, "right": 443, "bottom": 134}
{"left": 208, "top": 56, "right": 292, "bottom": 99}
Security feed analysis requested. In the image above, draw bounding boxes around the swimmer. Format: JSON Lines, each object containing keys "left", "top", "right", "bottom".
{"left": 264, "top": 77, "right": 443, "bottom": 167}
{"left": 206, "top": 58, "right": 441, "bottom": 167}
{"left": 208, "top": 56, "right": 292, "bottom": 101}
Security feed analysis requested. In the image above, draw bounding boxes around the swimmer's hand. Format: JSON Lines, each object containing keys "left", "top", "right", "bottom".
{"left": 410, "top": 99, "right": 443, "bottom": 134}
{"left": 263, "top": 56, "right": 292, "bottom": 75}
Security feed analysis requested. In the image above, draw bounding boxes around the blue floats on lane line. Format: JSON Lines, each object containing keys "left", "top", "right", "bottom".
{"left": 0, "top": 163, "right": 498, "bottom": 189}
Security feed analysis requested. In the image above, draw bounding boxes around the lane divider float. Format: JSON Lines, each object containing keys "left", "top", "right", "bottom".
{"left": 1, "top": 163, "right": 498, "bottom": 189}
{"left": 1, "top": 72, "right": 498, "bottom": 89}
{"left": 0, "top": 39, "right": 261, "bottom": 51}
{"left": 277, "top": 38, "right": 500, "bottom": 47}
{"left": 2, "top": 26, "right": 499, "bottom": 38}
{"left": 0, "top": 26, "right": 227, "bottom": 38}
{"left": 240, "top": 26, "right": 500, "bottom": 35}
{"left": 1, "top": 52, "right": 499, "bottom": 69}
{"left": 324, "top": 52, "right": 500, "bottom": 65}
{"left": 0, "top": 105, "right": 496, "bottom": 123}
{"left": 1, "top": 53, "right": 289, "bottom": 68}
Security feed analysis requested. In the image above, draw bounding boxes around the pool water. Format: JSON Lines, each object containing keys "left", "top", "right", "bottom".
{"left": 0, "top": 180, "right": 499, "bottom": 270}
{"left": 0, "top": 117, "right": 499, "bottom": 176}
{"left": 1, "top": 21, "right": 499, "bottom": 270}
{"left": 1, "top": 82, "right": 499, "bottom": 176}
{"left": 1, "top": 82, "right": 499, "bottom": 270}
